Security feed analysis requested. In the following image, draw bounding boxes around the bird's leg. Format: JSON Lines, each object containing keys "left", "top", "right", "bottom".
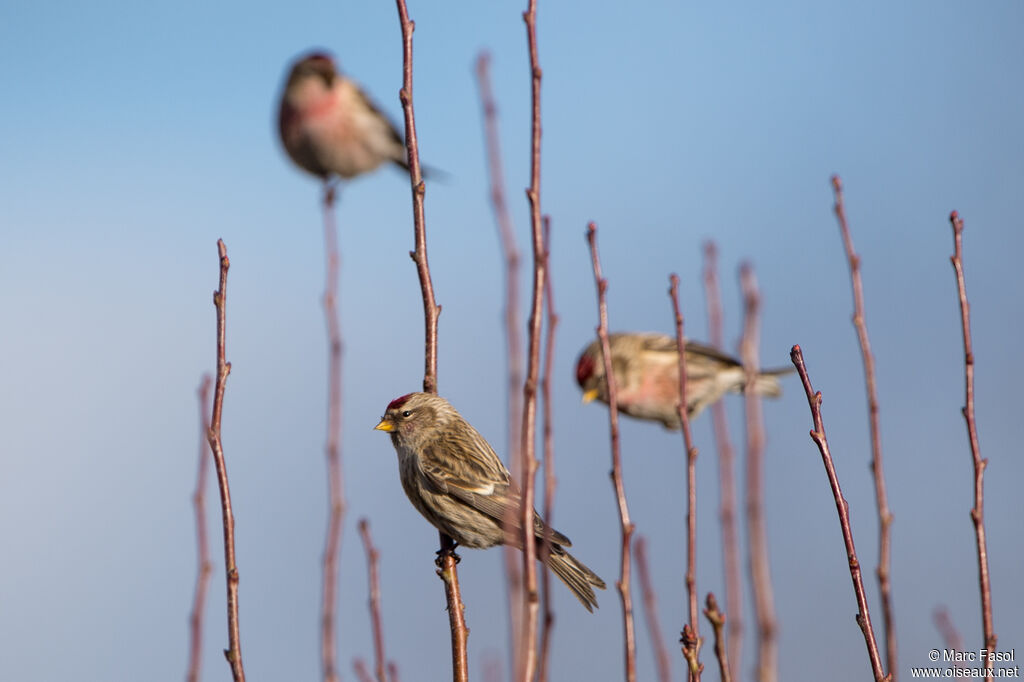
{"left": 435, "top": 542, "right": 461, "bottom": 568}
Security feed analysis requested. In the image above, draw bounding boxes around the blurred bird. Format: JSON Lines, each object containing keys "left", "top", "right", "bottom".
{"left": 277, "top": 52, "right": 409, "bottom": 180}
{"left": 576, "top": 332, "right": 792, "bottom": 428}
{"left": 374, "top": 392, "right": 606, "bottom": 611}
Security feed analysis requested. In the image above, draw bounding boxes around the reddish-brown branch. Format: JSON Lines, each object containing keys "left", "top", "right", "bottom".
{"left": 701, "top": 242, "right": 742, "bottom": 677}
{"left": 475, "top": 50, "right": 525, "bottom": 669}
{"left": 831, "top": 175, "right": 897, "bottom": 679}
{"left": 790, "top": 344, "right": 891, "bottom": 682}
{"left": 393, "top": 4, "right": 466, "bottom": 680}
{"left": 187, "top": 375, "right": 214, "bottom": 682}
{"left": 634, "top": 537, "right": 672, "bottom": 682}
{"left": 669, "top": 274, "right": 701, "bottom": 671}
{"left": 704, "top": 593, "right": 732, "bottom": 682}
{"left": 321, "top": 184, "right": 347, "bottom": 682}
{"left": 207, "top": 239, "right": 246, "bottom": 682}
{"left": 516, "top": 4, "right": 545, "bottom": 680}
{"left": 680, "top": 625, "right": 703, "bottom": 681}
{"left": 388, "top": 662, "right": 401, "bottom": 682}
{"left": 948, "top": 211, "right": 996, "bottom": 670}
{"left": 353, "top": 659, "right": 375, "bottom": 682}
{"left": 739, "top": 264, "right": 777, "bottom": 682}
{"left": 358, "top": 519, "right": 389, "bottom": 682}
{"left": 586, "top": 221, "right": 637, "bottom": 682}
{"left": 932, "top": 607, "right": 964, "bottom": 655}
{"left": 537, "top": 216, "right": 557, "bottom": 682}
{"left": 395, "top": 0, "right": 440, "bottom": 395}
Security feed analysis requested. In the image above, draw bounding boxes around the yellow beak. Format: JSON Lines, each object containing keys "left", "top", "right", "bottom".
{"left": 374, "top": 418, "right": 395, "bottom": 433}
{"left": 581, "top": 389, "right": 600, "bottom": 404}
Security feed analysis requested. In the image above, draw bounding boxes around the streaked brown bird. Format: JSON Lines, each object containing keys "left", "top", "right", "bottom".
{"left": 576, "top": 332, "right": 792, "bottom": 428}
{"left": 374, "top": 392, "right": 606, "bottom": 611}
{"left": 277, "top": 52, "right": 409, "bottom": 180}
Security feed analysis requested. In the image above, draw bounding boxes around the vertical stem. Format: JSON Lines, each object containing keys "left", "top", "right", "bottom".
{"left": 207, "top": 239, "right": 246, "bottom": 682}
{"left": 634, "top": 537, "right": 673, "bottom": 682}
{"left": 321, "top": 184, "right": 347, "bottom": 682}
{"left": 789, "top": 345, "right": 890, "bottom": 682}
{"left": 586, "top": 222, "right": 637, "bottom": 682}
{"left": 359, "top": 519, "right": 389, "bottom": 682}
{"left": 475, "top": 51, "right": 525, "bottom": 672}
{"left": 668, "top": 274, "right": 701, "bottom": 659}
{"left": 393, "top": 4, "right": 466, "bottom": 680}
{"left": 518, "top": 3, "right": 545, "bottom": 680}
{"left": 537, "top": 216, "right": 558, "bottom": 682}
{"left": 739, "top": 264, "right": 776, "bottom": 682}
{"left": 831, "top": 176, "right": 897, "bottom": 679}
{"left": 186, "top": 375, "right": 213, "bottom": 682}
{"left": 702, "top": 242, "right": 742, "bottom": 678}
{"left": 703, "top": 593, "right": 732, "bottom": 682}
{"left": 948, "top": 211, "right": 996, "bottom": 670}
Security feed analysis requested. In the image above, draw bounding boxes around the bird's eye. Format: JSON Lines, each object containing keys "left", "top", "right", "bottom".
{"left": 402, "top": 410, "right": 412, "bottom": 418}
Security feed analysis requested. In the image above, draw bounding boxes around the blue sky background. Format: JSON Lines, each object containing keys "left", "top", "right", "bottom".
{"left": 2, "top": 1, "right": 1022, "bottom": 680}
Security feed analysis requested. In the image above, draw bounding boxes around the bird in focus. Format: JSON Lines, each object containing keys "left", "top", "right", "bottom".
{"left": 277, "top": 52, "right": 409, "bottom": 181}
{"left": 576, "top": 332, "right": 793, "bottom": 428}
{"left": 374, "top": 392, "right": 606, "bottom": 611}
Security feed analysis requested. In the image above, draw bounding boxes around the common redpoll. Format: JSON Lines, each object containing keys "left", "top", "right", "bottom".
{"left": 576, "top": 332, "right": 792, "bottom": 428}
{"left": 374, "top": 392, "right": 606, "bottom": 611}
{"left": 277, "top": 52, "right": 409, "bottom": 180}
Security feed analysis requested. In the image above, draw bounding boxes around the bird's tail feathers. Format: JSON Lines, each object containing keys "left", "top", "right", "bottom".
{"left": 544, "top": 545, "right": 606, "bottom": 613}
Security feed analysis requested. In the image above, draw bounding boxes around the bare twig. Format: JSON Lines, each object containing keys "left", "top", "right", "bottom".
{"left": 634, "top": 537, "right": 672, "bottom": 682}
{"left": 668, "top": 274, "right": 701, "bottom": 674}
{"left": 932, "top": 607, "right": 964, "bottom": 658}
{"left": 537, "top": 216, "right": 557, "bottom": 682}
{"left": 475, "top": 50, "right": 525, "bottom": 671}
{"left": 186, "top": 375, "right": 214, "bottom": 682}
{"left": 704, "top": 593, "right": 732, "bottom": 682}
{"left": 702, "top": 242, "right": 742, "bottom": 677}
{"left": 586, "top": 221, "right": 637, "bottom": 682}
{"left": 790, "top": 345, "right": 891, "bottom": 682}
{"left": 359, "top": 519, "right": 389, "bottom": 682}
{"left": 321, "top": 184, "right": 347, "bottom": 682}
{"left": 680, "top": 625, "right": 703, "bottom": 681}
{"left": 353, "top": 659, "right": 375, "bottom": 682}
{"left": 388, "top": 662, "right": 401, "bottom": 682}
{"left": 393, "top": 4, "right": 466, "bottom": 680}
{"left": 948, "top": 211, "right": 996, "bottom": 670}
{"left": 207, "top": 239, "right": 246, "bottom": 682}
{"left": 739, "top": 264, "right": 776, "bottom": 682}
{"left": 394, "top": 0, "right": 440, "bottom": 395}
{"left": 517, "top": 4, "right": 545, "bottom": 680}
{"left": 831, "top": 175, "right": 897, "bottom": 679}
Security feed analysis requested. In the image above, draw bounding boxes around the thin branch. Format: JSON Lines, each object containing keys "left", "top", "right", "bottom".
{"left": 394, "top": 0, "right": 440, "bottom": 395}
{"left": 207, "top": 239, "right": 246, "bottom": 682}
{"left": 475, "top": 50, "right": 525, "bottom": 673}
{"left": 789, "top": 344, "right": 891, "bottom": 682}
{"left": 702, "top": 242, "right": 742, "bottom": 677}
{"left": 680, "top": 625, "right": 703, "bottom": 681}
{"left": 388, "top": 663, "right": 401, "bottom": 682}
{"left": 359, "top": 519, "right": 389, "bottom": 682}
{"left": 537, "top": 216, "right": 557, "bottom": 682}
{"left": 321, "top": 184, "right": 348, "bottom": 682}
{"left": 586, "top": 221, "right": 637, "bottom": 682}
{"left": 739, "top": 264, "right": 776, "bottom": 682}
{"left": 517, "top": 3, "right": 545, "bottom": 680}
{"left": 393, "top": 4, "right": 466, "bottom": 679}
{"left": 703, "top": 593, "right": 732, "bottom": 682}
{"left": 634, "top": 537, "right": 672, "bottom": 682}
{"left": 353, "top": 659, "right": 375, "bottom": 682}
{"left": 932, "top": 607, "right": 964, "bottom": 660}
{"left": 186, "top": 375, "right": 214, "bottom": 682}
{"left": 948, "top": 211, "right": 996, "bottom": 670}
{"left": 668, "top": 273, "right": 701, "bottom": 676}
{"left": 831, "top": 175, "right": 897, "bottom": 679}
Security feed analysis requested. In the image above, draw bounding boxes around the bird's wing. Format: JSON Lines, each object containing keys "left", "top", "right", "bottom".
{"left": 351, "top": 86, "right": 406, "bottom": 148}
{"left": 419, "top": 427, "right": 570, "bottom": 546}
